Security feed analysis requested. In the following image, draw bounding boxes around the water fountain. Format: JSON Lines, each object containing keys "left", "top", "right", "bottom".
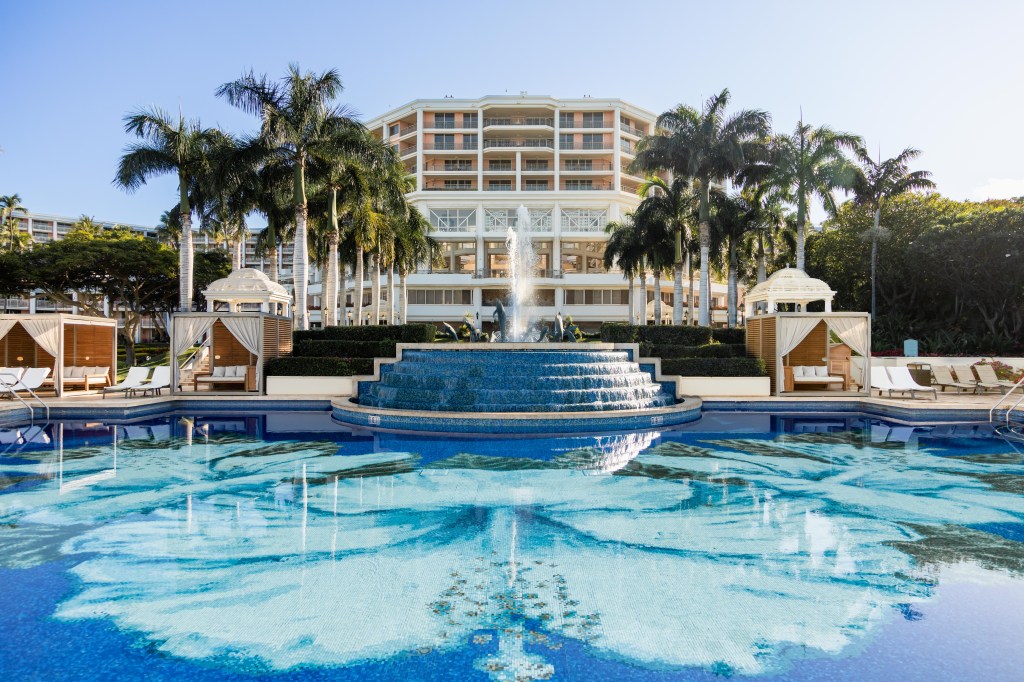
{"left": 332, "top": 205, "right": 702, "bottom": 433}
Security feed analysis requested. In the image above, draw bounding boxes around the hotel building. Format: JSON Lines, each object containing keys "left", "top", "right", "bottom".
{"left": 360, "top": 95, "right": 732, "bottom": 330}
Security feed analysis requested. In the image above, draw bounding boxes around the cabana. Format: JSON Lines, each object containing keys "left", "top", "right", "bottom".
{"left": 170, "top": 269, "right": 292, "bottom": 395}
{"left": 744, "top": 269, "right": 871, "bottom": 396}
{"left": 0, "top": 314, "right": 117, "bottom": 396}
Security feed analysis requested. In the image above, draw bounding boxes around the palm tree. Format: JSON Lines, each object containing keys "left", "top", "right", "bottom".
{"left": 156, "top": 209, "right": 182, "bottom": 249}
{"left": 851, "top": 146, "right": 936, "bottom": 320}
{"left": 770, "top": 119, "right": 861, "bottom": 269}
{"left": 1, "top": 194, "right": 31, "bottom": 254}
{"left": 739, "top": 189, "right": 792, "bottom": 283}
{"left": 217, "top": 65, "right": 366, "bottom": 330}
{"left": 604, "top": 215, "right": 647, "bottom": 324}
{"left": 634, "top": 175, "right": 699, "bottom": 324}
{"left": 71, "top": 215, "right": 106, "bottom": 236}
{"left": 250, "top": 161, "right": 294, "bottom": 284}
{"left": 633, "top": 89, "right": 771, "bottom": 327}
{"left": 115, "top": 108, "right": 223, "bottom": 311}
{"left": 394, "top": 205, "right": 438, "bottom": 324}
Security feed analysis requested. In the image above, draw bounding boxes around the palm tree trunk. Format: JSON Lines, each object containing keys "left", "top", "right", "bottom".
{"left": 796, "top": 193, "right": 807, "bottom": 270}
{"left": 399, "top": 269, "right": 408, "bottom": 324}
{"left": 672, "top": 261, "right": 684, "bottom": 325}
{"left": 339, "top": 261, "right": 347, "bottom": 325}
{"left": 627, "top": 276, "right": 635, "bottom": 324}
{"left": 293, "top": 204, "right": 309, "bottom": 330}
{"left": 325, "top": 229, "right": 339, "bottom": 327}
{"left": 178, "top": 181, "right": 193, "bottom": 311}
{"left": 355, "top": 248, "right": 365, "bottom": 325}
{"left": 653, "top": 271, "right": 663, "bottom": 324}
{"left": 871, "top": 207, "right": 880, "bottom": 321}
{"left": 757, "top": 233, "right": 766, "bottom": 283}
{"left": 698, "top": 185, "right": 711, "bottom": 327}
{"left": 727, "top": 239, "right": 738, "bottom": 328}
{"left": 267, "top": 245, "right": 279, "bottom": 283}
{"left": 639, "top": 268, "right": 648, "bottom": 325}
{"left": 371, "top": 253, "right": 381, "bottom": 325}
{"left": 386, "top": 263, "right": 395, "bottom": 324}
{"left": 687, "top": 253, "right": 695, "bottom": 325}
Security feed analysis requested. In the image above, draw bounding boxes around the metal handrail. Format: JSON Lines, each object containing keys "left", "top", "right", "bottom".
{"left": 0, "top": 375, "right": 49, "bottom": 422}
{"left": 989, "top": 374, "right": 1024, "bottom": 425}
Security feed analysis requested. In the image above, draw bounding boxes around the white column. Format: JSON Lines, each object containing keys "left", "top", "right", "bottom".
{"left": 52, "top": 219, "right": 58, "bottom": 240}
{"left": 416, "top": 109, "right": 424, "bottom": 192}
{"left": 477, "top": 106, "right": 484, "bottom": 190}
{"left": 553, "top": 107, "right": 561, "bottom": 191}
{"left": 552, "top": 203, "right": 562, "bottom": 276}
{"left": 612, "top": 106, "right": 622, "bottom": 192}
{"left": 476, "top": 203, "right": 485, "bottom": 278}
{"left": 28, "top": 292, "right": 36, "bottom": 314}
{"left": 515, "top": 151, "right": 522, "bottom": 192}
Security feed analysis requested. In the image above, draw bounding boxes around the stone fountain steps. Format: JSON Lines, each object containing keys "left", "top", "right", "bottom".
{"left": 362, "top": 384, "right": 668, "bottom": 410}
{"left": 379, "top": 372, "right": 655, "bottom": 391}
{"left": 384, "top": 363, "right": 654, "bottom": 380}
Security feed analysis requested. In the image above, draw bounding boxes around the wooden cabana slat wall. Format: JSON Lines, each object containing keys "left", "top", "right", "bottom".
{"left": 786, "top": 321, "right": 828, "bottom": 367}
{"left": 262, "top": 317, "right": 292, "bottom": 359}
{"left": 64, "top": 323, "right": 116, "bottom": 386}
{"left": 2, "top": 325, "right": 53, "bottom": 367}
{"left": 746, "top": 316, "right": 777, "bottom": 393}
{"left": 212, "top": 321, "right": 255, "bottom": 367}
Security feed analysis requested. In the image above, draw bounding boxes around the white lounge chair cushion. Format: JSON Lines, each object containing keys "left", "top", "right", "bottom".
{"left": 71, "top": 366, "right": 86, "bottom": 378}
{"left": 791, "top": 366, "right": 804, "bottom": 377}
{"left": 212, "top": 366, "right": 226, "bottom": 378}
{"left": 793, "top": 375, "right": 843, "bottom": 383}
{"left": 229, "top": 366, "right": 246, "bottom": 378}
{"left": 814, "top": 366, "right": 829, "bottom": 377}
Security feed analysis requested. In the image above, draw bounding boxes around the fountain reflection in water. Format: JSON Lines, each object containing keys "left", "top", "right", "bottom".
{"left": 503, "top": 205, "right": 536, "bottom": 342}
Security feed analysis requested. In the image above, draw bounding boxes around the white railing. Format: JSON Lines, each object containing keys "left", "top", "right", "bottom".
{"left": 484, "top": 117, "right": 553, "bottom": 127}
{"left": 483, "top": 139, "right": 554, "bottom": 149}
{"left": 990, "top": 375, "right": 1024, "bottom": 426}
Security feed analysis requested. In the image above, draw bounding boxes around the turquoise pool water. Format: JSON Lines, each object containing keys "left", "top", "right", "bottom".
{"left": 1, "top": 411, "right": 1023, "bottom": 680}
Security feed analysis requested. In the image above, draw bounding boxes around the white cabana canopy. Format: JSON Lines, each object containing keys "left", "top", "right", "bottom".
{"left": 744, "top": 268, "right": 836, "bottom": 317}
{"left": 205, "top": 268, "right": 291, "bottom": 316}
{"left": 0, "top": 314, "right": 117, "bottom": 396}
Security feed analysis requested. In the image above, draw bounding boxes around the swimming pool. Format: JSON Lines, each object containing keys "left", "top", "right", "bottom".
{"left": 1, "top": 411, "right": 1022, "bottom": 680}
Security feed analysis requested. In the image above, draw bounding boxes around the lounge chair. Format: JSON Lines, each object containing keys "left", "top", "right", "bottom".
{"left": 973, "top": 364, "right": 1023, "bottom": 394}
{"left": 130, "top": 366, "right": 170, "bottom": 397}
{"left": 886, "top": 366, "right": 937, "bottom": 400}
{"left": 193, "top": 365, "right": 254, "bottom": 392}
{"left": 102, "top": 367, "right": 151, "bottom": 399}
{"left": 952, "top": 365, "right": 1002, "bottom": 394}
{"left": 931, "top": 366, "right": 975, "bottom": 394}
{"left": 785, "top": 365, "right": 846, "bottom": 391}
{"left": 0, "top": 367, "right": 25, "bottom": 389}
{"left": 869, "top": 366, "right": 899, "bottom": 397}
{"left": 61, "top": 366, "right": 112, "bottom": 391}
{"left": 0, "top": 368, "right": 51, "bottom": 397}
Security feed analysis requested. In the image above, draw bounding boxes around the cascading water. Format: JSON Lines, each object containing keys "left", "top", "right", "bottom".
{"left": 503, "top": 205, "right": 536, "bottom": 342}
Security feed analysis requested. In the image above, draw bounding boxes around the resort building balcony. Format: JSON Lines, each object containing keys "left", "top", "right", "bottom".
{"left": 483, "top": 116, "right": 554, "bottom": 129}
{"left": 619, "top": 121, "right": 646, "bottom": 137}
{"left": 423, "top": 160, "right": 476, "bottom": 173}
{"left": 423, "top": 141, "right": 478, "bottom": 151}
{"left": 482, "top": 138, "right": 554, "bottom": 150}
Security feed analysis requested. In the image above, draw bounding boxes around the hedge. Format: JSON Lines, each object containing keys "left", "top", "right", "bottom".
{"left": 293, "top": 323, "right": 436, "bottom": 344}
{"left": 660, "top": 357, "right": 767, "bottom": 377}
{"left": 264, "top": 357, "right": 375, "bottom": 377}
{"left": 599, "top": 323, "right": 637, "bottom": 343}
{"left": 600, "top": 323, "right": 721, "bottom": 346}
{"left": 294, "top": 339, "right": 398, "bottom": 358}
{"left": 711, "top": 328, "right": 746, "bottom": 345}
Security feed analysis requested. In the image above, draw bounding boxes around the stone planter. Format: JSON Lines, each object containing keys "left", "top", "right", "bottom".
{"left": 675, "top": 376, "right": 771, "bottom": 397}
{"left": 265, "top": 376, "right": 353, "bottom": 396}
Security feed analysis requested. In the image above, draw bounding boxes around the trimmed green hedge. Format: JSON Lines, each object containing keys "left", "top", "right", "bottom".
{"left": 660, "top": 357, "right": 767, "bottom": 377}
{"left": 294, "top": 340, "right": 398, "bottom": 358}
{"left": 647, "top": 343, "right": 735, "bottom": 359}
{"left": 265, "top": 357, "right": 375, "bottom": 377}
{"left": 711, "top": 328, "right": 746, "bottom": 345}
{"left": 600, "top": 323, "right": 724, "bottom": 346}
{"left": 293, "top": 324, "right": 436, "bottom": 344}
{"left": 600, "top": 323, "right": 637, "bottom": 343}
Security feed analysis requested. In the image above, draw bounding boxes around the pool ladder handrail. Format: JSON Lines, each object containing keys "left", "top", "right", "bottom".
{"left": 0, "top": 374, "right": 50, "bottom": 423}
{"left": 989, "top": 374, "right": 1024, "bottom": 426}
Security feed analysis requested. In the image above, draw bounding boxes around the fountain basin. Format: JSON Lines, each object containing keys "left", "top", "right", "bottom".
{"left": 331, "top": 343, "right": 702, "bottom": 434}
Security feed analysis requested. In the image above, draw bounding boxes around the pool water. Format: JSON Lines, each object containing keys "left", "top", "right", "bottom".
{"left": 1, "top": 412, "right": 1023, "bottom": 681}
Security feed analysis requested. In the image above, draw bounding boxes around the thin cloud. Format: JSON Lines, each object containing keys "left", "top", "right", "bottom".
{"left": 971, "top": 178, "right": 1024, "bottom": 201}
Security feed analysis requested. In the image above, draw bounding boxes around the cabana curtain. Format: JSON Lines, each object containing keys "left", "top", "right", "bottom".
{"left": 777, "top": 318, "right": 822, "bottom": 361}
{"left": 221, "top": 316, "right": 262, "bottom": 387}
{"left": 19, "top": 318, "right": 61, "bottom": 358}
{"left": 172, "top": 317, "right": 216, "bottom": 358}
{"left": 0, "top": 320, "right": 17, "bottom": 341}
{"left": 825, "top": 317, "right": 871, "bottom": 389}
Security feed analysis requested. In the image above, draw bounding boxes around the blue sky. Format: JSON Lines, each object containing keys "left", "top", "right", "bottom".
{"left": 2, "top": 0, "right": 1022, "bottom": 226}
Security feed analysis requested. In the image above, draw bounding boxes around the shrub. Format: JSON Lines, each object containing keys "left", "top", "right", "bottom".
{"left": 293, "top": 324, "right": 436, "bottom": 344}
{"left": 711, "top": 328, "right": 746, "bottom": 345}
{"left": 264, "top": 357, "right": 375, "bottom": 377}
{"left": 294, "top": 340, "right": 397, "bottom": 358}
{"left": 599, "top": 323, "right": 637, "bottom": 343}
{"left": 638, "top": 325, "right": 713, "bottom": 346}
{"left": 660, "top": 357, "right": 767, "bottom": 377}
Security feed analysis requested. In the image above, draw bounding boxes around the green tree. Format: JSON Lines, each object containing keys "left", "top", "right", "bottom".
{"left": 115, "top": 108, "right": 224, "bottom": 311}
{"left": 850, "top": 146, "right": 936, "bottom": 320}
{"left": 0, "top": 194, "right": 31, "bottom": 253}
{"left": 217, "top": 64, "right": 367, "bottom": 330}
{"left": 633, "top": 89, "right": 771, "bottom": 326}
{"left": 769, "top": 120, "right": 861, "bottom": 269}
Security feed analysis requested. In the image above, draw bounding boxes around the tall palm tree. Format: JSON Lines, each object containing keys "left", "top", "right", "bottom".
{"left": 71, "top": 215, "right": 106, "bottom": 236}
{"left": 250, "top": 161, "right": 294, "bottom": 283}
{"left": 394, "top": 204, "right": 438, "bottom": 324}
{"left": 115, "top": 108, "right": 223, "bottom": 310}
{"left": 633, "top": 89, "right": 771, "bottom": 326}
{"left": 217, "top": 65, "right": 366, "bottom": 329}
{"left": 156, "top": 208, "right": 182, "bottom": 249}
{"left": 851, "top": 146, "right": 935, "bottom": 320}
{"left": 1, "top": 194, "right": 31, "bottom": 253}
{"left": 604, "top": 215, "right": 647, "bottom": 324}
{"left": 770, "top": 119, "right": 861, "bottom": 269}
{"left": 739, "top": 189, "right": 792, "bottom": 283}
{"left": 634, "top": 175, "right": 699, "bottom": 324}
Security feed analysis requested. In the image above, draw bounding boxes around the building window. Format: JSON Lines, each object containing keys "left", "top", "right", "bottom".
{"left": 408, "top": 289, "right": 473, "bottom": 305}
{"left": 582, "top": 112, "right": 605, "bottom": 128}
{"left": 389, "top": 123, "right": 400, "bottom": 136}
{"left": 559, "top": 133, "right": 575, "bottom": 150}
{"left": 524, "top": 180, "right": 549, "bottom": 191}
{"left": 434, "top": 113, "right": 455, "bottom": 129}
{"left": 444, "top": 179, "right": 473, "bottom": 190}
{"left": 564, "top": 180, "right": 593, "bottom": 190}
{"left": 429, "top": 209, "right": 477, "bottom": 231}
{"left": 488, "top": 180, "right": 513, "bottom": 191}
{"left": 582, "top": 134, "right": 604, "bottom": 150}
{"left": 563, "top": 159, "right": 593, "bottom": 171}
{"left": 524, "top": 159, "right": 549, "bottom": 171}
{"left": 444, "top": 159, "right": 474, "bottom": 171}
{"left": 561, "top": 209, "right": 607, "bottom": 232}
{"left": 489, "top": 159, "right": 513, "bottom": 171}
{"left": 463, "top": 113, "right": 478, "bottom": 128}
{"left": 433, "top": 134, "right": 455, "bottom": 150}
{"left": 559, "top": 112, "right": 575, "bottom": 129}
{"left": 565, "top": 289, "right": 628, "bottom": 305}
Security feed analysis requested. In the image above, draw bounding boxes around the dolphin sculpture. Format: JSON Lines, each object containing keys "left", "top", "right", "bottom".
{"left": 441, "top": 321, "right": 460, "bottom": 342}
{"left": 493, "top": 300, "right": 508, "bottom": 342}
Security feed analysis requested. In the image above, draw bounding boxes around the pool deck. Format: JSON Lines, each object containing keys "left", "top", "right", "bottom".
{"left": 0, "top": 389, "right": 1016, "bottom": 427}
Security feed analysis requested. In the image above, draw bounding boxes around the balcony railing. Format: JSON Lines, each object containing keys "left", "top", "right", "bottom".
{"left": 483, "top": 139, "right": 554, "bottom": 149}
{"left": 424, "top": 184, "right": 476, "bottom": 191}
{"left": 430, "top": 120, "right": 456, "bottom": 129}
{"left": 484, "top": 117, "right": 554, "bottom": 127}
{"left": 563, "top": 183, "right": 613, "bottom": 191}
{"left": 620, "top": 140, "right": 636, "bottom": 154}
{"left": 399, "top": 146, "right": 417, "bottom": 156}
{"left": 425, "top": 164, "right": 476, "bottom": 172}
{"left": 620, "top": 122, "right": 645, "bottom": 137}
{"left": 485, "top": 185, "right": 514, "bottom": 191}
{"left": 398, "top": 124, "right": 417, "bottom": 136}
{"left": 560, "top": 141, "right": 610, "bottom": 150}
{"left": 561, "top": 161, "right": 614, "bottom": 171}
{"left": 423, "top": 142, "right": 478, "bottom": 151}
{"left": 522, "top": 184, "right": 552, "bottom": 191}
